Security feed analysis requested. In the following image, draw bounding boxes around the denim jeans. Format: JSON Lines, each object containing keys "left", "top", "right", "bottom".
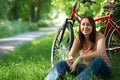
{"left": 45, "top": 57, "right": 110, "bottom": 80}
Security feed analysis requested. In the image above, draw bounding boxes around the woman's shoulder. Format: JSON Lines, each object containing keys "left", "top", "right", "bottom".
{"left": 75, "top": 36, "right": 80, "bottom": 41}
{"left": 74, "top": 36, "right": 80, "bottom": 44}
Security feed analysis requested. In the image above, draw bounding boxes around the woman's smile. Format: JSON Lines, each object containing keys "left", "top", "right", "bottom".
{"left": 80, "top": 18, "right": 93, "bottom": 36}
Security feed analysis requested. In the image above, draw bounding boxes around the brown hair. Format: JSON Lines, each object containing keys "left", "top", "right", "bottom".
{"left": 79, "top": 16, "right": 96, "bottom": 50}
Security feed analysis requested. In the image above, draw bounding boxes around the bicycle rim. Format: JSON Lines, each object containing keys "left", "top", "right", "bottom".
{"left": 51, "top": 23, "right": 74, "bottom": 67}
{"left": 106, "top": 27, "right": 120, "bottom": 56}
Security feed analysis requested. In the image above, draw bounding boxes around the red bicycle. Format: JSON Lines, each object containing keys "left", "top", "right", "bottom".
{"left": 51, "top": 0, "right": 120, "bottom": 67}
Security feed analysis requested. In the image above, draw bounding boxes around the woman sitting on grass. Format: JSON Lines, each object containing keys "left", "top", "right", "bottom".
{"left": 45, "top": 16, "right": 111, "bottom": 80}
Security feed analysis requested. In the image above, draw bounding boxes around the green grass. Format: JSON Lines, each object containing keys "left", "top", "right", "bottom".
{"left": 0, "top": 32, "right": 120, "bottom": 80}
{"left": 0, "top": 33, "right": 54, "bottom": 80}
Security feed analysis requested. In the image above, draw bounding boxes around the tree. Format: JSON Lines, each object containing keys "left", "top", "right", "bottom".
{"left": 8, "top": 0, "right": 52, "bottom": 22}
{"left": 0, "top": 0, "right": 52, "bottom": 21}
{"left": 0, "top": 0, "right": 11, "bottom": 19}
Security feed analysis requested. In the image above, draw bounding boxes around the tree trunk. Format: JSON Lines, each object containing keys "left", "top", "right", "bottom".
{"left": 8, "top": 1, "right": 18, "bottom": 20}
{"left": 30, "top": 3, "right": 36, "bottom": 22}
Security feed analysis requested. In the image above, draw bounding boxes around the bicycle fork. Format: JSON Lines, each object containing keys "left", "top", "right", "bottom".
{"left": 59, "top": 18, "right": 74, "bottom": 50}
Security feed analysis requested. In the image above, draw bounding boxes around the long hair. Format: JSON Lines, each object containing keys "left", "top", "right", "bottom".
{"left": 79, "top": 16, "right": 97, "bottom": 50}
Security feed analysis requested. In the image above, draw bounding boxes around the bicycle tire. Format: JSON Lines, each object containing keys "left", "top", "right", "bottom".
{"left": 106, "top": 20, "right": 120, "bottom": 56}
{"left": 51, "top": 22, "right": 74, "bottom": 67}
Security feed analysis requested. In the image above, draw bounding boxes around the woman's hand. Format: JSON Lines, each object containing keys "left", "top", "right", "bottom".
{"left": 70, "top": 62, "right": 77, "bottom": 72}
{"left": 66, "top": 55, "right": 74, "bottom": 66}
{"left": 70, "top": 56, "right": 81, "bottom": 72}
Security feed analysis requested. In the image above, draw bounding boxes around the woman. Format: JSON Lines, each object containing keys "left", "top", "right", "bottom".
{"left": 45, "top": 16, "right": 111, "bottom": 80}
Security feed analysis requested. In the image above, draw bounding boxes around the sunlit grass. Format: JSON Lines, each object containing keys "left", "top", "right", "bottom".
{"left": 0, "top": 32, "right": 119, "bottom": 80}
{"left": 0, "top": 33, "right": 55, "bottom": 80}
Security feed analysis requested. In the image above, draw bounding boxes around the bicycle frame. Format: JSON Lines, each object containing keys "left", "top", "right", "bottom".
{"left": 94, "top": 14, "right": 120, "bottom": 51}
{"left": 51, "top": 0, "right": 120, "bottom": 67}
{"left": 94, "top": 14, "right": 120, "bottom": 37}
{"left": 70, "top": 0, "right": 120, "bottom": 52}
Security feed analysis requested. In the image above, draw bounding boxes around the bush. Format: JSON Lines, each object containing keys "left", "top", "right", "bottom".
{"left": 0, "top": 20, "right": 39, "bottom": 38}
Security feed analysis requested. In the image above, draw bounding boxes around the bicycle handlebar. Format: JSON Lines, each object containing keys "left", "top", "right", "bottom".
{"left": 71, "top": 0, "right": 96, "bottom": 19}
{"left": 73, "top": 0, "right": 96, "bottom": 7}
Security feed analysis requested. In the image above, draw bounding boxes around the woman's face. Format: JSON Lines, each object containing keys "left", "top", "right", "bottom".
{"left": 80, "top": 18, "right": 93, "bottom": 37}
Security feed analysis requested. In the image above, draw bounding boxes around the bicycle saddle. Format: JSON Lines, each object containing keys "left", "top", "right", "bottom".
{"left": 103, "top": 4, "right": 120, "bottom": 9}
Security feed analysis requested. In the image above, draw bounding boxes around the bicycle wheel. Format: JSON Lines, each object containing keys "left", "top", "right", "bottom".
{"left": 106, "top": 20, "right": 120, "bottom": 56}
{"left": 51, "top": 22, "right": 74, "bottom": 67}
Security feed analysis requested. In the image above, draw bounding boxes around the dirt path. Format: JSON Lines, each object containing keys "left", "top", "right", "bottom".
{"left": 0, "top": 27, "right": 58, "bottom": 57}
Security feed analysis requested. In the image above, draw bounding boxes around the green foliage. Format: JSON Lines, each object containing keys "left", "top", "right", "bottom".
{"left": 12, "top": 0, "right": 52, "bottom": 21}
{"left": 51, "top": 0, "right": 73, "bottom": 15}
{"left": 51, "top": 0, "right": 120, "bottom": 33}
{"left": 51, "top": 0, "right": 104, "bottom": 17}
{"left": 0, "top": 18, "right": 55, "bottom": 38}
{"left": 114, "top": 0, "right": 120, "bottom": 4}
{"left": 0, "top": 20, "right": 39, "bottom": 38}
{"left": 0, "top": 0, "right": 10, "bottom": 19}
{"left": 0, "top": 0, "right": 52, "bottom": 21}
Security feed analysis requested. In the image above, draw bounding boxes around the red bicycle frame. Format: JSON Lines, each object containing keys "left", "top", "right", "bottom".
{"left": 94, "top": 14, "right": 120, "bottom": 51}
{"left": 94, "top": 14, "right": 120, "bottom": 37}
{"left": 70, "top": 1, "right": 120, "bottom": 51}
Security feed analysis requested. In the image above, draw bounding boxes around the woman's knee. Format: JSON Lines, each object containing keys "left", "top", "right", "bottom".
{"left": 92, "top": 56, "right": 103, "bottom": 62}
{"left": 89, "top": 56, "right": 104, "bottom": 67}
{"left": 55, "top": 60, "right": 70, "bottom": 75}
{"left": 55, "top": 60, "right": 67, "bottom": 67}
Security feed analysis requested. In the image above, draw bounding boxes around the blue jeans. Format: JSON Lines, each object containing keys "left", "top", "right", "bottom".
{"left": 45, "top": 57, "right": 110, "bottom": 80}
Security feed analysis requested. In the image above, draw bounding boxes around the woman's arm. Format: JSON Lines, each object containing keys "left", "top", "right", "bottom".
{"left": 66, "top": 36, "right": 80, "bottom": 66}
{"left": 67, "top": 36, "right": 80, "bottom": 57}
{"left": 81, "top": 34, "right": 106, "bottom": 59}
{"left": 70, "top": 56, "right": 81, "bottom": 72}
{"left": 70, "top": 33, "right": 106, "bottom": 71}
